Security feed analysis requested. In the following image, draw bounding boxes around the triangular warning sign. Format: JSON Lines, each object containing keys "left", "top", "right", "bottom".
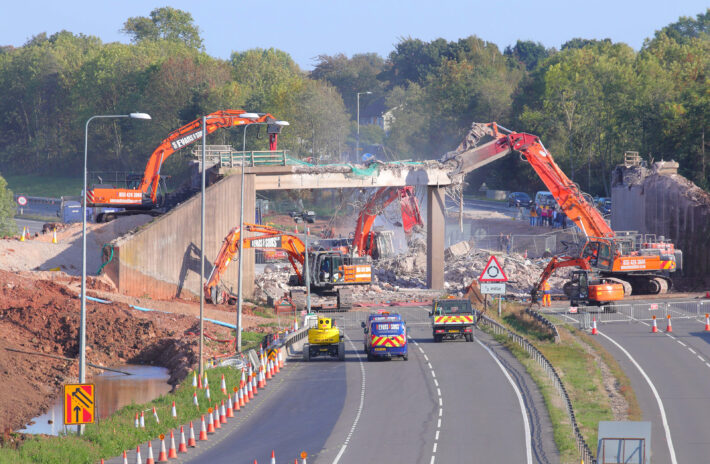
{"left": 478, "top": 255, "right": 508, "bottom": 282}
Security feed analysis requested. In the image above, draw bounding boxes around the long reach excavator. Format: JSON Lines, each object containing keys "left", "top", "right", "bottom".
{"left": 448, "top": 122, "right": 682, "bottom": 303}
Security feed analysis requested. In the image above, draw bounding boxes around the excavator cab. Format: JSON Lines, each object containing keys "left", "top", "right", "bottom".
{"left": 581, "top": 240, "right": 614, "bottom": 271}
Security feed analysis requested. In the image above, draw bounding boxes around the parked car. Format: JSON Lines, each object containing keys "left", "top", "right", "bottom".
{"left": 534, "top": 191, "right": 556, "bottom": 207}
{"left": 596, "top": 198, "right": 612, "bottom": 215}
{"left": 507, "top": 192, "right": 532, "bottom": 208}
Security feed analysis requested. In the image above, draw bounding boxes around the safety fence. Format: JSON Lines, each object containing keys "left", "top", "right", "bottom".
{"left": 476, "top": 311, "right": 596, "bottom": 464}
{"left": 444, "top": 229, "right": 582, "bottom": 259}
{"left": 524, "top": 307, "right": 561, "bottom": 343}
{"left": 565, "top": 299, "right": 710, "bottom": 329}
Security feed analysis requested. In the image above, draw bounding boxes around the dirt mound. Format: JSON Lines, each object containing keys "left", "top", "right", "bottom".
{"left": 0, "top": 269, "right": 232, "bottom": 432}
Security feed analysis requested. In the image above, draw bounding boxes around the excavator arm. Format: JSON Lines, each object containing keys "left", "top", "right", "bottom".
{"left": 352, "top": 186, "right": 424, "bottom": 257}
{"left": 204, "top": 223, "right": 306, "bottom": 303}
{"left": 530, "top": 256, "right": 591, "bottom": 302}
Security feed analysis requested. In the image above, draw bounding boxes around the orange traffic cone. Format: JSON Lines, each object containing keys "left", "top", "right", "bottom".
{"left": 233, "top": 387, "right": 241, "bottom": 411}
{"left": 199, "top": 416, "right": 209, "bottom": 440}
{"left": 157, "top": 435, "right": 168, "bottom": 462}
{"left": 205, "top": 385, "right": 211, "bottom": 401}
{"left": 192, "top": 371, "right": 198, "bottom": 388}
{"left": 666, "top": 315, "right": 673, "bottom": 332}
{"left": 180, "top": 425, "right": 190, "bottom": 452}
{"left": 140, "top": 411, "right": 145, "bottom": 428}
{"left": 146, "top": 441, "right": 155, "bottom": 464}
{"left": 168, "top": 430, "right": 178, "bottom": 459}
{"left": 219, "top": 400, "right": 227, "bottom": 424}
{"left": 135, "top": 446, "right": 141, "bottom": 464}
{"left": 204, "top": 372, "right": 209, "bottom": 388}
{"left": 122, "top": 450, "right": 128, "bottom": 464}
{"left": 651, "top": 315, "right": 658, "bottom": 333}
{"left": 591, "top": 317, "right": 598, "bottom": 335}
{"left": 197, "top": 372, "right": 203, "bottom": 389}
{"left": 242, "top": 383, "right": 249, "bottom": 404}
{"left": 276, "top": 349, "right": 282, "bottom": 371}
{"left": 52, "top": 228, "right": 57, "bottom": 244}
{"left": 152, "top": 406, "right": 160, "bottom": 424}
{"left": 193, "top": 391, "right": 199, "bottom": 408}
{"left": 221, "top": 374, "right": 227, "bottom": 394}
{"left": 134, "top": 412, "right": 139, "bottom": 428}
{"left": 704, "top": 314, "right": 710, "bottom": 332}
{"left": 213, "top": 405, "right": 221, "bottom": 429}
{"left": 19, "top": 227, "right": 26, "bottom": 242}
{"left": 190, "top": 421, "right": 199, "bottom": 446}
{"left": 171, "top": 400, "right": 177, "bottom": 419}
{"left": 266, "top": 360, "right": 273, "bottom": 380}
{"left": 227, "top": 393, "right": 234, "bottom": 417}
{"left": 271, "top": 450, "right": 276, "bottom": 464}
{"left": 207, "top": 409, "right": 215, "bottom": 433}
{"left": 258, "top": 365, "right": 266, "bottom": 389}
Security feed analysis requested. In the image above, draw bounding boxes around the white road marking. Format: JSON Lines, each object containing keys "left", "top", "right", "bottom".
{"left": 689, "top": 348, "right": 697, "bottom": 355}
{"left": 437, "top": 418, "right": 441, "bottom": 428}
{"left": 431, "top": 371, "right": 436, "bottom": 378}
{"left": 433, "top": 442, "right": 438, "bottom": 453}
{"left": 677, "top": 340, "right": 686, "bottom": 346}
{"left": 439, "top": 397, "right": 442, "bottom": 406}
{"left": 424, "top": 354, "right": 429, "bottom": 361}
{"left": 430, "top": 457, "right": 435, "bottom": 464}
{"left": 596, "top": 330, "right": 678, "bottom": 464}
{"left": 435, "top": 430, "right": 440, "bottom": 440}
{"left": 437, "top": 388, "right": 441, "bottom": 396}
{"left": 705, "top": 362, "right": 710, "bottom": 369}
{"left": 439, "top": 408, "right": 442, "bottom": 417}
{"left": 698, "top": 355, "right": 704, "bottom": 361}
{"left": 332, "top": 335, "right": 366, "bottom": 464}
{"left": 476, "top": 339, "right": 533, "bottom": 464}
{"left": 434, "top": 379, "right": 439, "bottom": 387}
{"left": 428, "top": 362, "right": 432, "bottom": 369}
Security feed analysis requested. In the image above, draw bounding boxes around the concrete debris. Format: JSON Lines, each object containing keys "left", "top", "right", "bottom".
{"left": 444, "top": 240, "right": 471, "bottom": 260}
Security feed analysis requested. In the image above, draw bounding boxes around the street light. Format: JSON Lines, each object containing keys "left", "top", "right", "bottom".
{"left": 236, "top": 118, "right": 289, "bottom": 353}
{"left": 81, "top": 112, "right": 150, "bottom": 431}
{"left": 356, "top": 91, "right": 372, "bottom": 161}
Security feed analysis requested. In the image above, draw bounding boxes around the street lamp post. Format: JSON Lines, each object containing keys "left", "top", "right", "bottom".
{"left": 356, "top": 91, "right": 372, "bottom": 161}
{"left": 81, "top": 112, "right": 150, "bottom": 432}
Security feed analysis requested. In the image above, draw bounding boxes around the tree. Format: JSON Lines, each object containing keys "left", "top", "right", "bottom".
{"left": 122, "top": 7, "right": 203, "bottom": 50}
{"left": 504, "top": 40, "right": 552, "bottom": 70}
{"left": 0, "top": 175, "right": 15, "bottom": 237}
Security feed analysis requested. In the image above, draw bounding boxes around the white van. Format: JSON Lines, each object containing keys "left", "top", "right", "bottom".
{"left": 534, "top": 191, "right": 556, "bottom": 206}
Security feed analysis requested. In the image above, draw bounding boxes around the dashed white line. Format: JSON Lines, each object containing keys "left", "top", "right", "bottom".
{"left": 430, "top": 457, "right": 435, "bottom": 464}
{"left": 439, "top": 397, "right": 442, "bottom": 406}
{"left": 427, "top": 362, "right": 432, "bottom": 369}
{"left": 596, "top": 330, "right": 678, "bottom": 464}
{"left": 423, "top": 354, "right": 429, "bottom": 361}
{"left": 698, "top": 355, "right": 704, "bottom": 361}
{"left": 332, "top": 335, "right": 366, "bottom": 464}
{"left": 431, "top": 371, "right": 436, "bottom": 378}
{"left": 435, "top": 430, "right": 440, "bottom": 440}
{"left": 705, "top": 362, "right": 710, "bottom": 369}
{"left": 439, "top": 408, "right": 442, "bottom": 417}
{"left": 689, "top": 348, "right": 697, "bottom": 355}
{"left": 436, "top": 387, "right": 441, "bottom": 396}
{"left": 437, "top": 418, "right": 441, "bottom": 428}
{"left": 434, "top": 379, "right": 439, "bottom": 387}
{"left": 433, "top": 442, "right": 438, "bottom": 453}
{"left": 476, "top": 339, "right": 533, "bottom": 464}
{"left": 677, "top": 340, "right": 687, "bottom": 346}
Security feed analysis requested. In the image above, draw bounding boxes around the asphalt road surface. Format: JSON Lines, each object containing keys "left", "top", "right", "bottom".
{"left": 175, "top": 306, "right": 558, "bottom": 463}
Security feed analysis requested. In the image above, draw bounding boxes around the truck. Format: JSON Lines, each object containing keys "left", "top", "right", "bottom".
{"left": 361, "top": 312, "right": 408, "bottom": 361}
{"left": 303, "top": 315, "right": 345, "bottom": 361}
{"left": 430, "top": 298, "right": 476, "bottom": 343}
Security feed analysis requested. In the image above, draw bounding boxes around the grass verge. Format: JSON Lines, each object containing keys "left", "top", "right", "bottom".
{"left": 4, "top": 175, "right": 83, "bottom": 198}
{"left": 0, "top": 365, "right": 243, "bottom": 463}
{"left": 484, "top": 303, "right": 640, "bottom": 463}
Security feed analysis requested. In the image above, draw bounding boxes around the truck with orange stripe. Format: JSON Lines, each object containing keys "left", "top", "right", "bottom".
{"left": 430, "top": 299, "right": 476, "bottom": 343}
{"left": 362, "top": 312, "right": 408, "bottom": 361}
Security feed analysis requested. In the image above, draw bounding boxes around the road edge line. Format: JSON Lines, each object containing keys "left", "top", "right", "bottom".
{"left": 332, "top": 334, "right": 365, "bottom": 464}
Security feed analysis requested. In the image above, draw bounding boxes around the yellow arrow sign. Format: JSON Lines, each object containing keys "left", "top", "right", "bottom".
{"left": 64, "top": 384, "right": 95, "bottom": 425}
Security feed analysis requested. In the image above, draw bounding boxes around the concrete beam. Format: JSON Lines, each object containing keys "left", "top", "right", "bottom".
{"left": 427, "top": 186, "right": 445, "bottom": 290}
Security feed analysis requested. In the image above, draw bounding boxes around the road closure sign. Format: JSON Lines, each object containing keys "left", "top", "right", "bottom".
{"left": 478, "top": 255, "right": 508, "bottom": 282}
{"left": 64, "top": 383, "right": 95, "bottom": 425}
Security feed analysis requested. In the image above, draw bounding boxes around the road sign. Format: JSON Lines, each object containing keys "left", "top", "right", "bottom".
{"left": 478, "top": 255, "right": 508, "bottom": 282}
{"left": 64, "top": 384, "right": 95, "bottom": 425}
{"left": 16, "top": 196, "right": 27, "bottom": 207}
{"left": 480, "top": 283, "right": 506, "bottom": 295}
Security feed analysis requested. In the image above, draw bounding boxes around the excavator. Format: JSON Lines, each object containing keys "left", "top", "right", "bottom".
{"left": 444, "top": 122, "right": 681, "bottom": 303}
{"left": 204, "top": 223, "right": 371, "bottom": 310}
{"left": 351, "top": 186, "right": 424, "bottom": 259}
{"left": 87, "top": 110, "right": 283, "bottom": 222}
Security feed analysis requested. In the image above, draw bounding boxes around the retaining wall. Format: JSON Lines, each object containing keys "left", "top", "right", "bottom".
{"left": 104, "top": 173, "right": 255, "bottom": 300}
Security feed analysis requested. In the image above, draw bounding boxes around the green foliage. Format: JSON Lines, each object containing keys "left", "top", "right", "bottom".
{"left": 122, "top": 7, "right": 203, "bottom": 50}
{"left": 3, "top": 175, "right": 82, "bottom": 197}
{"left": 0, "top": 175, "right": 15, "bottom": 237}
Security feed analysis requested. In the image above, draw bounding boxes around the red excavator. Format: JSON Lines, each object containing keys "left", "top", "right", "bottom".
{"left": 351, "top": 186, "right": 424, "bottom": 258}
{"left": 205, "top": 223, "right": 371, "bottom": 310}
{"left": 445, "top": 122, "right": 681, "bottom": 302}
{"left": 87, "top": 110, "right": 282, "bottom": 221}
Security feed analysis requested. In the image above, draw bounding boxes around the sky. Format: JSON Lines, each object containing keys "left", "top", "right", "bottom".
{"left": 2, "top": 1, "right": 707, "bottom": 70}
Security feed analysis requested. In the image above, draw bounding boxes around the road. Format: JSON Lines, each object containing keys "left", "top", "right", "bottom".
{"left": 178, "top": 306, "right": 558, "bottom": 463}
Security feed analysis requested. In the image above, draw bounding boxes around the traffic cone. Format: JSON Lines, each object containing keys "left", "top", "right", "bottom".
{"left": 258, "top": 365, "right": 265, "bottom": 389}
{"left": 271, "top": 450, "right": 276, "bottom": 464}
{"left": 171, "top": 400, "right": 177, "bottom": 419}
{"left": 122, "top": 450, "right": 128, "bottom": 464}
{"left": 666, "top": 315, "right": 673, "bottom": 332}
{"left": 207, "top": 409, "right": 215, "bottom": 433}
{"left": 193, "top": 391, "right": 199, "bottom": 408}
{"left": 227, "top": 392, "right": 235, "bottom": 417}
{"left": 241, "top": 383, "right": 249, "bottom": 405}
{"left": 192, "top": 371, "right": 198, "bottom": 388}
{"left": 205, "top": 385, "right": 211, "bottom": 401}
{"left": 219, "top": 400, "right": 227, "bottom": 424}
{"left": 704, "top": 314, "right": 710, "bottom": 332}
{"left": 20, "top": 227, "right": 25, "bottom": 242}
{"left": 221, "top": 374, "right": 227, "bottom": 394}
{"left": 190, "top": 421, "right": 199, "bottom": 446}
{"left": 199, "top": 416, "right": 209, "bottom": 440}
{"left": 204, "top": 372, "right": 209, "bottom": 388}
{"left": 140, "top": 411, "right": 145, "bottom": 428}
{"left": 248, "top": 368, "right": 255, "bottom": 399}
{"left": 239, "top": 367, "right": 246, "bottom": 389}
{"left": 135, "top": 446, "right": 141, "bottom": 464}
{"left": 146, "top": 441, "right": 155, "bottom": 464}
{"left": 233, "top": 387, "right": 240, "bottom": 411}
{"left": 152, "top": 406, "right": 160, "bottom": 424}
{"left": 197, "top": 371, "right": 203, "bottom": 389}
{"left": 651, "top": 315, "right": 658, "bottom": 333}
{"left": 266, "top": 359, "right": 273, "bottom": 380}
{"left": 168, "top": 430, "right": 178, "bottom": 458}
{"left": 180, "top": 425, "right": 189, "bottom": 452}
{"left": 52, "top": 228, "right": 57, "bottom": 244}
{"left": 157, "top": 435, "right": 168, "bottom": 462}
{"left": 524, "top": 249, "right": 528, "bottom": 259}
{"left": 277, "top": 348, "right": 283, "bottom": 371}
{"left": 591, "top": 317, "right": 598, "bottom": 335}
{"left": 213, "top": 405, "right": 221, "bottom": 429}
{"left": 134, "top": 412, "right": 139, "bottom": 428}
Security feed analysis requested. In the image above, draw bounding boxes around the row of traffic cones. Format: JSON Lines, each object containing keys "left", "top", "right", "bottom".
{"left": 251, "top": 450, "right": 308, "bottom": 464}
{"left": 591, "top": 313, "right": 710, "bottom": 335}
{"left": 121, "top": 348, "right": 288, "bottom": 463}
{"left": 17, "top": 226, "right": 56, "bottom": 242}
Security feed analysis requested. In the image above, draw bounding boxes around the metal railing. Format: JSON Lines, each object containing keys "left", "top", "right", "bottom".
{"left": 476, "top": 311, "right": 596, "bottom": 464}
{"left": 567, "top": 299, "right": 710, "bottom": 329}
{"left": 197, "top": 150, "right": 289, "bottom": 168}
{"left": 525, "top": 307, "right": 561, "bottom": 342}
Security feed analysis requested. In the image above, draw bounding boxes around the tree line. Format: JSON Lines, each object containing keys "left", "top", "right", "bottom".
{"left": 0, "top": 7, "right": 707, "bottom": 198}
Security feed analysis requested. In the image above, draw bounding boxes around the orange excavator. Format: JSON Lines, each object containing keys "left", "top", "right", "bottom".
{"left": 445, "top": 122, "right": 681, "bottom": 302}
{"left": 87, "top": 110, "right": 282, "bottom": 221}
{"left": 351, "top": 186, "right": 424, "bottom": 258}
{"left": 204, "top": 223, "right": 371, "bottom": 310}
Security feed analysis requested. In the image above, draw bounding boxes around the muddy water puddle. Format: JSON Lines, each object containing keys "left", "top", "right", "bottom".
{"left": 19, "top": 365, "right": 171, "bottom": 435}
